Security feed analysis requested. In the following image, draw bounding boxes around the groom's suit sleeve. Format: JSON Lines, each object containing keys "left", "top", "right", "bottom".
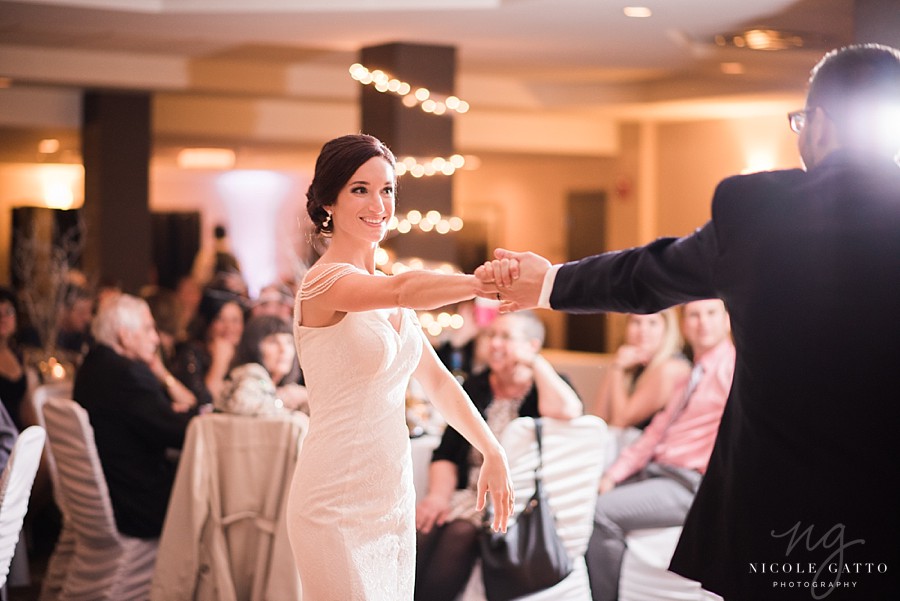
{"left": 549, "top": 219, "right": 720, "bottom": 314}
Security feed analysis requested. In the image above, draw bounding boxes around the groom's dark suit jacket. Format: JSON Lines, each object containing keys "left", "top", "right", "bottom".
{"left": 551, "top": 150, "right": 899, "bottom": 600}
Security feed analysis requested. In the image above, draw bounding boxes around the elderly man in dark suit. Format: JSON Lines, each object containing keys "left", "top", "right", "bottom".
{"left": 477, "top": 44, "right": 899, "bottom": 600}
{"left": 73, "top": 293, "right": 193, "bottom": 539}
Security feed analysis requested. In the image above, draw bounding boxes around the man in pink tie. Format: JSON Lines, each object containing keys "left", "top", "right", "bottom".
{"left": 587, "top": 299, "right": 734, "bottom": 601}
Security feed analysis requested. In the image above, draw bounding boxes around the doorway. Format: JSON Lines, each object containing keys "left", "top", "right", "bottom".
{"left": 565, "top": 190, "right": 607, "bottom": 353}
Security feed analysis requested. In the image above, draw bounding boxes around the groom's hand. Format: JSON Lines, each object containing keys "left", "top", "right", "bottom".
{"left": 474, "top": 248, "right": 551, "bottom": 312}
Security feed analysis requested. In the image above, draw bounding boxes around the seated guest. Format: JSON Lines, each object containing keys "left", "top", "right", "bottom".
{"left": 192, "top": 223, "right": 243, "bottom": 290}
{"left": 589, "top": 308, "right": 690, "bottom": 430}
{"left": 218, "top": 315, "right": 308, "bottom": 415}
{"left": 142, "top": 286, "right": 184, "bottom": 369}
{"left": 586, "top": 299, "right": 735, "bottom": 601}
{"left": 0, "top": 402, "right": 17, "bottom": 470}
{"left": 55, "top": 282, "right": 95, "bottom": 359}
{"left": 0, "top": 286, "right": 29, "bottom": 431}
{"left": 433, "top": 299, "right": 483, "bottom": 383}
{"left": 139, "top": 287, "right": 198, "bottom": 414}
{"left": 171, "top": 286, "right": 246, "bottom": 410}
{"left": 250, "top": 282, "right": 295, "bottom": 322}
{"left": 174, "top": 274, "right": 202, "bottom": 341}
{"left": 414, "top": 311, "right": 582, "bottom": 601}
{"left": 73, "top": 293, "right": 192, "bottom": 539}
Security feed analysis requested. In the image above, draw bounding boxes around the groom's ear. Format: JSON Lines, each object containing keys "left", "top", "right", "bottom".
{"left": 807, "top": 106, "right": 841, "bottom": 164}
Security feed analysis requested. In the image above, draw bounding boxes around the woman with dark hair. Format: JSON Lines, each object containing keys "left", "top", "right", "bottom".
{"left": 171, "top": 286, "right": 247, "bottom": 409}
{"left": 142, "top": 286, "right": 184, "bottom": 368}
{"left": 288, "top": 134, "right": 513, "bottom": 600}
{"left": 218, "top": 314, "right": 307, "bottom": 415}
{"left": 0, "top": 286, "right": 28, "bottom": 430}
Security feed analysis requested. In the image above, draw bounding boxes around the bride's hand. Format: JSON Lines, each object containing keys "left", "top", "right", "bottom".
{"left": 476, "top": 448, "right": 515, "bottom": 532}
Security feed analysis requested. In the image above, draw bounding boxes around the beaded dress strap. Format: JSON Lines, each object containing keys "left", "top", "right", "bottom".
{"left": 300, "top": 263, "right": 361, "bottom": 301}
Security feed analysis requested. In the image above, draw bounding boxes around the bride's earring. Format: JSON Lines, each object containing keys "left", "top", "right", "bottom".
{"left": 323, "top": 212, "right": 332, "bottom": 228}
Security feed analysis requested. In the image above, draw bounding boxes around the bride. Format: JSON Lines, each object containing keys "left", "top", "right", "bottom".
{"left": 288, "top": 133, "right": 514, "bottom": 600}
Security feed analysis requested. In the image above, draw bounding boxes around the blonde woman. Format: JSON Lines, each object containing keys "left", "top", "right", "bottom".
{"left": 590, "top": 308, "right": 690, "bottom": 429}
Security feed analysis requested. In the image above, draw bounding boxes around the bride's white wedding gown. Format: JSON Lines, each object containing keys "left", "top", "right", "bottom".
{"left": 288, "top": 263, "right": 422, "bottom": 600}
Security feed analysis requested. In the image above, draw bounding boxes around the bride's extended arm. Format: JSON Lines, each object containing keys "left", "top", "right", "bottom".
{"left": 312, "top": 268, "right": 495, "bottom": 314}
{"left": 413, "top": 336, "right": 514, "bottom": 532}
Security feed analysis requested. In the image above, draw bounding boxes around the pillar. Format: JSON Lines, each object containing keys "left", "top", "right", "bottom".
{"left": 360, "top": 42, "right": 458, "bottom": 266}
{"left": 81, "top": 91, "right": 153, "bottom": 293}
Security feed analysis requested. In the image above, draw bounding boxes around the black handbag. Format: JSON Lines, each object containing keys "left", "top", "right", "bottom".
{"left": 479, "top": 418, "right": 572, "bottom": 601}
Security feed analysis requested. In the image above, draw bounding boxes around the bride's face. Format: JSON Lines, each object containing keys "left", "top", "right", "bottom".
{"left": 328, "top": 157, "right": 396, "bottom": 244}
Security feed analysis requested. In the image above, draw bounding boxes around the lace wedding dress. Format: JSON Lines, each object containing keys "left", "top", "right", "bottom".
{"left": 288, "top": 263, "right": 422, "bottom": 600}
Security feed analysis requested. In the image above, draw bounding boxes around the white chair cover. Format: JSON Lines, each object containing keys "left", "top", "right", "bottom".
{"left": 620, "top": 527, "right": 723, "bottom": 601}
{"left": 41, "top": 397, "right": 158, "bottom": 601}
{"left": 461, "top": 415, "right": 608, "bottom": 601}
{"left": 28, "top": 382, "right": 74, "bottom": 500}
{"left": 28, "top": 382, "right": 75, "bottom": 601}
{"left": 150, "top": 412, "right": 308, "bottom": 601}
{"left": 0, "top": 426, "right": 46, "bottom": 589}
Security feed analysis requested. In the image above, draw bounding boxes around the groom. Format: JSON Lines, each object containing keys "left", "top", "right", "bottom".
{"left": 476, "top": 44, "right": 900, "bottom": 600}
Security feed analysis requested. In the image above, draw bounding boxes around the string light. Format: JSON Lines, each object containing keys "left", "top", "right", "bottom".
{"left": 387, "top": 210, "right": 464, "bottom": 235}
{"left": 374, "top": 247, "right": 390, "bottom": 267}
{"left": 349, "top": 63, "right": 470, "bottom": 116}
{"left": 395, "top": 154, "right": 466, "bottom": 177}
{"left": 376, "top": 259, "right": 466, "bottom": 335}
{"left": 418, "top": 310, "right": 466, "bottom": 337}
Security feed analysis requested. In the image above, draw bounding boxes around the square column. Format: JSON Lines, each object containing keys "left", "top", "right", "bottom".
{"left": 360, "top": 43, "right": 458, "bottom": 266}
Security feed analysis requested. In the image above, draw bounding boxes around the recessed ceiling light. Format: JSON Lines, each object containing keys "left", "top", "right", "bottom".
{"left": 623, "top": 6, "right": 652, "bottom": 18}
{"left": 713, "top": 29, "right": 809, "bottom": 51}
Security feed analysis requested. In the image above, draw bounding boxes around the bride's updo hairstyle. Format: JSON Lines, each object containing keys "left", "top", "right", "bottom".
{"left": 306, "top": 134, "right": 397, "bottom": 236}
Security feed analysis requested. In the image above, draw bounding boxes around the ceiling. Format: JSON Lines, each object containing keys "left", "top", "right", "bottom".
{"left": 0, "top": 0, "right": 863, "bottom": 160}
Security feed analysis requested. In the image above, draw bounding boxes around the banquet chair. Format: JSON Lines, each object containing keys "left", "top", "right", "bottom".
{"left": 150, "top": 412, "right": 309, "bottom": 601}
{"left": 0, "top": 426, "right": 46, "bottom": 600}
{"left": 619, "top": 527, "right": 723, "bottom": 601}
{"left": 41, "top": 397, "right": 158, "bottom": 601}
{"left": 27, "top": 382, "right": 76, "bottom": 601}
{"left": 460, "top": 415, "right": 608, "bottom": 601}
{"left": 28, "top": 381, "right": 73, "bottom": 467}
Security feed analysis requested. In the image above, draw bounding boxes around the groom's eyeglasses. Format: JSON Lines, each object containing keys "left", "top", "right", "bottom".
{"left": 787, "top": 109, "right": 808, "bottom": 134}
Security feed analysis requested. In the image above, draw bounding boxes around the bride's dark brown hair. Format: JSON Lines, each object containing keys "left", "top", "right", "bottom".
{"left": 306, "top": 134, "right": 397, "bottom": 235}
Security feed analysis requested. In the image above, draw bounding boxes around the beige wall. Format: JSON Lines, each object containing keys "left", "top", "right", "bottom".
{"left": 531, "top": 114, "right": 803, "bottom": 351}
{"left": 599, "top": 114, "right": 803, "bottom": 352}
{"left": 453, "top": 152, "right": 616, "bottom": 349}
{"left": 656, "top": 116, "right": 802, "bottom": 238}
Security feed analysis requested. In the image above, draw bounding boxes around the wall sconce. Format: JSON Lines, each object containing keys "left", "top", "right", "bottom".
{"left": 39, "top": 164, "right": 83, "bottom": 210}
